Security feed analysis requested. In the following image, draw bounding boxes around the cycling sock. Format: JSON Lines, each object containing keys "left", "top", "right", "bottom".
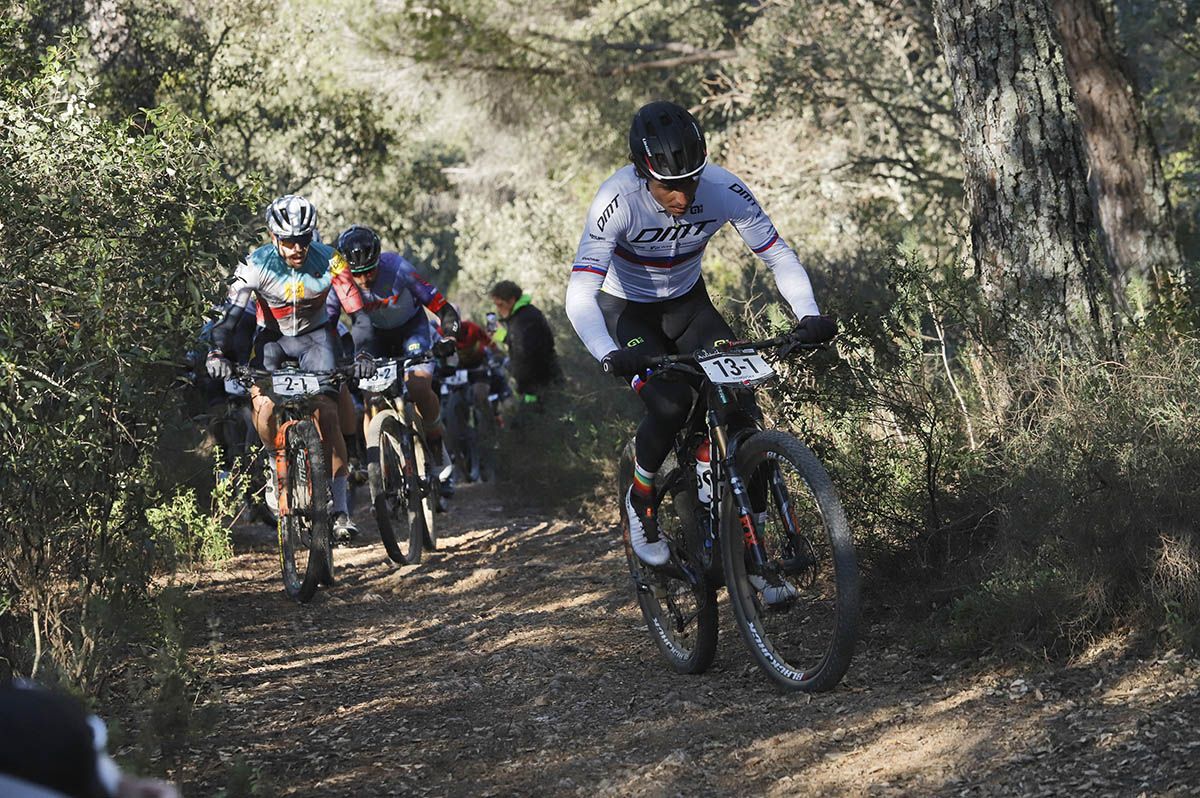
{"left": 632, "top": 459, "right": 655, "bottom": 500}
{"left": 332, "top": 474, "right": 349, "bottom": 516}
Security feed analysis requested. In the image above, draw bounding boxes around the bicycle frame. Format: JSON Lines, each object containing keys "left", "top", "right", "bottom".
{"left": 653, "top": 335, "right": 823, "bottom": 579}
{"left": 362, "top": 355, "right": 432, "bottom": 460}
{"left": 238, "top": 367, "right": 343, "bottom": 517}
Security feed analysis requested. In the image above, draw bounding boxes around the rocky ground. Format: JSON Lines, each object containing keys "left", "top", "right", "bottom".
{"left": 171, "top": 481, "right": 1200, "bottom": 797}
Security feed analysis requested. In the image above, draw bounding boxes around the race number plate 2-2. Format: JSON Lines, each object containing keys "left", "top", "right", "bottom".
{"left": 358, "top": 363, "right": 398, "bottom": 393}
{"left": 271, "top": 373, "right": 321, "bottom": 397}
{"left": 697, "top": 351, "right": 774, "bottom": 384}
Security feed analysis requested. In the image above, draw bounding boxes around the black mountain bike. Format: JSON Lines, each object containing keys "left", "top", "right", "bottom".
{"left": 439, "top": 364, "right": 498, "bottom": 483}
{"left": 361, "top": 352, "right": 447, "bottom": 565}
{"left": 236, "top": 365, "right": 349, "bottom": 603}
{"left": 618, "top": 332, "right": 860, "bottom": 691}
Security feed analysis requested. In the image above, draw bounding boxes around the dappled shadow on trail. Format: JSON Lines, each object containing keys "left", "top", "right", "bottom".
{"left": 178, "top": 484, "right": 1200, "bottom": 797}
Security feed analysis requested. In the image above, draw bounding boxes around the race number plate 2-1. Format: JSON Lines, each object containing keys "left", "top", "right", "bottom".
{"left": 357, "top": 362, "right": 398, "bottom": 393}
{"left": 271, "top": 373, "right": 321, "bottom": 397}
{"left": 697, "top": 351, "right": 774, "bottom": 384}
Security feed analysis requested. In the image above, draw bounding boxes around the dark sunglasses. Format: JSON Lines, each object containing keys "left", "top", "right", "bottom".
{"left": 657, "top": 174, "right": 702, "bottom": 191}
{"left": 279, "top": 232, "right": 313, "bottom": 247}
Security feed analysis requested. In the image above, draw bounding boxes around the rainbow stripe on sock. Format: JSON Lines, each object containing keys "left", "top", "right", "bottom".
{"left": 632, "top": 460, "right": 655, "bottom": 498}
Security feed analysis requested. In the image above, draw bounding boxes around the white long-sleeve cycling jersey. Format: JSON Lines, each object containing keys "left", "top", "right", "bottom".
{"left": 564, "top": 164, "right": 820, "bottom": 361}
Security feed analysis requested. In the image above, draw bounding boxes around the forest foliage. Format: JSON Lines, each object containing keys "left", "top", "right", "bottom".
{"left": 4, "top": 0, "right": 1200, "bottom": 699}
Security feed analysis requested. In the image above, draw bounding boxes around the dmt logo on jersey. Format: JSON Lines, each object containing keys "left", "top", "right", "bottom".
{"left": 729, "top": 183, "right": 758, "bottom": 206}
{"left": 630, "top": 219, "right": 717, "bottom": 244}
{"left": 597, "top": 195, "right": 619, "bottom": 231}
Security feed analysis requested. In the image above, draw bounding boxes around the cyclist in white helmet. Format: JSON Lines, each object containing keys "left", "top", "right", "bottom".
{"left": 206, "top": 194, "right": 376, "bottom": 541}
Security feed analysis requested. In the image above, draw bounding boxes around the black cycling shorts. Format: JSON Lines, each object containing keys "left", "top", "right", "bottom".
{"left": 598, "top": 277, "right": 735, "bottom": 471}
{"left": 597, "top": 276, "right": 734, "bottom": 360}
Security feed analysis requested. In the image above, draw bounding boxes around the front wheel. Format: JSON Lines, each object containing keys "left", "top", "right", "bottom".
{"left": 278, "top": 419, "right": 332, "bottom": 603}
{"left": 368, "top": 413, "right": 423, "bottom": 565}
{"left": 412, "top": 430, "right": 438, "bottom": 551}
{"left": 619, "top": 442, "right": 718, "bottom": 675}
{"left": 721, "top": 431, "right": 859, "bottom": 691}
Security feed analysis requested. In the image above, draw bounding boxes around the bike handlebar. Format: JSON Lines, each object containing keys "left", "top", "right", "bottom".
{"left": 371, "top": 351, "right": 437, "bottom": 370}
{"left": 646, "top": 331, "right": 827, "bottom": 370}
{"left": 234, "top": 364, "right": 356, "bottom": 381}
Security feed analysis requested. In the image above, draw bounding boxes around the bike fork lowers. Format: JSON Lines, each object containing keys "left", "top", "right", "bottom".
{"left": 707, "top": 387, "right": 769, "bottom": 569}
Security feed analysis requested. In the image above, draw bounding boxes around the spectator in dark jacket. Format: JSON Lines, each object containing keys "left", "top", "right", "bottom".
{"left": 489, "top": 280, "right": 561, "bottom": 403}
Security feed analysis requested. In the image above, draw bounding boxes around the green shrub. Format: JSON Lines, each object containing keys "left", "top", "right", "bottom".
{"left": 0, "top": 30, "right": 254, "bottom": 685}
{"left": 493, "top": 305, "right": 637, "bottom": 509}
{"left": 145, "top": 457, "right": 245, "bottom": 569}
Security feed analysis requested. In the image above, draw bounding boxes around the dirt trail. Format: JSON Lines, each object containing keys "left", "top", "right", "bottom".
{"left": 177, "top": 482, "right": 1200, "bottom": 797}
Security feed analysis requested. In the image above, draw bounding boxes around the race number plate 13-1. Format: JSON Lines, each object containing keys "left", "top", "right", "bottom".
{"left": 697, "top": 351, "right": 774, "bottom": 384}
{"left": 271, "top": 373, "right": 321, "bottom": 397}
{"left": 357, "top": 362, "right": 398, "bottom": 393}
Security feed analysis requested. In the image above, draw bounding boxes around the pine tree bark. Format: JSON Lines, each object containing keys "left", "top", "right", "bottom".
{"left": 1051, "top": 0, "right": 1182, "bottom": 307}
{"left": 932, "top": 0, "right": 1116, "bottom": 353}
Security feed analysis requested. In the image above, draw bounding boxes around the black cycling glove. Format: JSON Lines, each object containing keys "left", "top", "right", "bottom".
{"left": 601, "top": 348, "right": 653, "bottom": 378}
{"left": 794, "top": 314, "right": 838, "bottom": 344}
{"left": 353, "top": 352, "right": 377, "bottom": 379}
{"left": 206, "top": 350, "right": 234, "bottom": 380}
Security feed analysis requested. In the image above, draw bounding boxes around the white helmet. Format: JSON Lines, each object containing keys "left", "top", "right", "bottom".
{"left": 265, "top": 195, "right": 317, "bottom": 238}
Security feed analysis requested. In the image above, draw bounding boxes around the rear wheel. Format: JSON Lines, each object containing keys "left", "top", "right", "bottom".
{"left": 721, "top": 431, "right": 859, "bottom": 691}
{"left": 619, "top": 442, "right": 718, "bottom": 675}
{"left": 369, "top": 414, "right": 423, "bottom": 565}
{"left": 278, "top": 419, "right": 332, "bottom": 603}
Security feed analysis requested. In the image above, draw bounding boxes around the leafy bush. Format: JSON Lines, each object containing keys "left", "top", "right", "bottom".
{"left": 955, "top": 336, "right": 1200, "bottom": 654}
{"left": 0, "top": 31, "right": 254, "bottom": 685}
{"left": 144, "top": 458, "right": 245, "bottom": 570}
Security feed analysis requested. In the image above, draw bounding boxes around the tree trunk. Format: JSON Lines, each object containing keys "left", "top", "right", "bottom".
{"left": 1051, "top": 0, "right": 1183, "bottom": 309}
{"left": 932, "top": 0, "right": 1116, "bottom": 354}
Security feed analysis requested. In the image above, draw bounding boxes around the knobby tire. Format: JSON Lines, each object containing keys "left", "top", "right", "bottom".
{"left": 278, "top": 419, "right": 332, "bottom": 603}
{"left": 620, "top": 442, "right": 718, "bottom": 675}
{"left": 369, "top": 413, "right": 424, "bottom": 565}
{"left": 721, "top": 430, "right": 859, "bottom": 691}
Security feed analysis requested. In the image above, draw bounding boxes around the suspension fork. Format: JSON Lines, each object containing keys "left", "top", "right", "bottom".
{"left": 709, "top": 386, "right": 770, "bottom": 570}
{"left": 767, "top": 462, "right": 807, "bottom": 558}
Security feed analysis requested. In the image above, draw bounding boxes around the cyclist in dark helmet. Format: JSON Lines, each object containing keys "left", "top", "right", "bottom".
{"left": 327, "top": 225, "right": 461, "bottom": 508}
{"left": 565, "top": 100, "right": 837, "bottom": 566}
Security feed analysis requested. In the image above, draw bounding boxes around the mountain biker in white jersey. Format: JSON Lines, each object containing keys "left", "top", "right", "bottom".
{"left": 205, "top": 195, "right": 377, "bottom": 541}
{"left": 565, "top": 100, "right": 837, "bottom": 566}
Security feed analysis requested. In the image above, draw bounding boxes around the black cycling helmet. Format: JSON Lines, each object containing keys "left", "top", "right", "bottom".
{"left": 336, "top": 225, "right": 382, "bottom": 273}
{"left": 629, "top": 101, "right": 707, "bottom": 181}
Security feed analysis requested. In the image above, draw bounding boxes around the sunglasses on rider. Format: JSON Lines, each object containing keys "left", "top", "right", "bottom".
{"left": 657, "top": 174, "right": 702, "bottom": 192}
{"left": 278, "top": 232, "right": 313, "bottom": 247}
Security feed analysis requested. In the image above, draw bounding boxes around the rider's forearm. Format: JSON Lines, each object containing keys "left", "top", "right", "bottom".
{"left": 760, "top": 243, "right": 820, "bottom": 320}
{"left": 210, "top": 304, "right": 246, "bottom": 357}
{"left": 347, "top": 310, "right": 375, "bottom": 355}
{"left": 565, "top": 270, "right": 618, "bottom": 361}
